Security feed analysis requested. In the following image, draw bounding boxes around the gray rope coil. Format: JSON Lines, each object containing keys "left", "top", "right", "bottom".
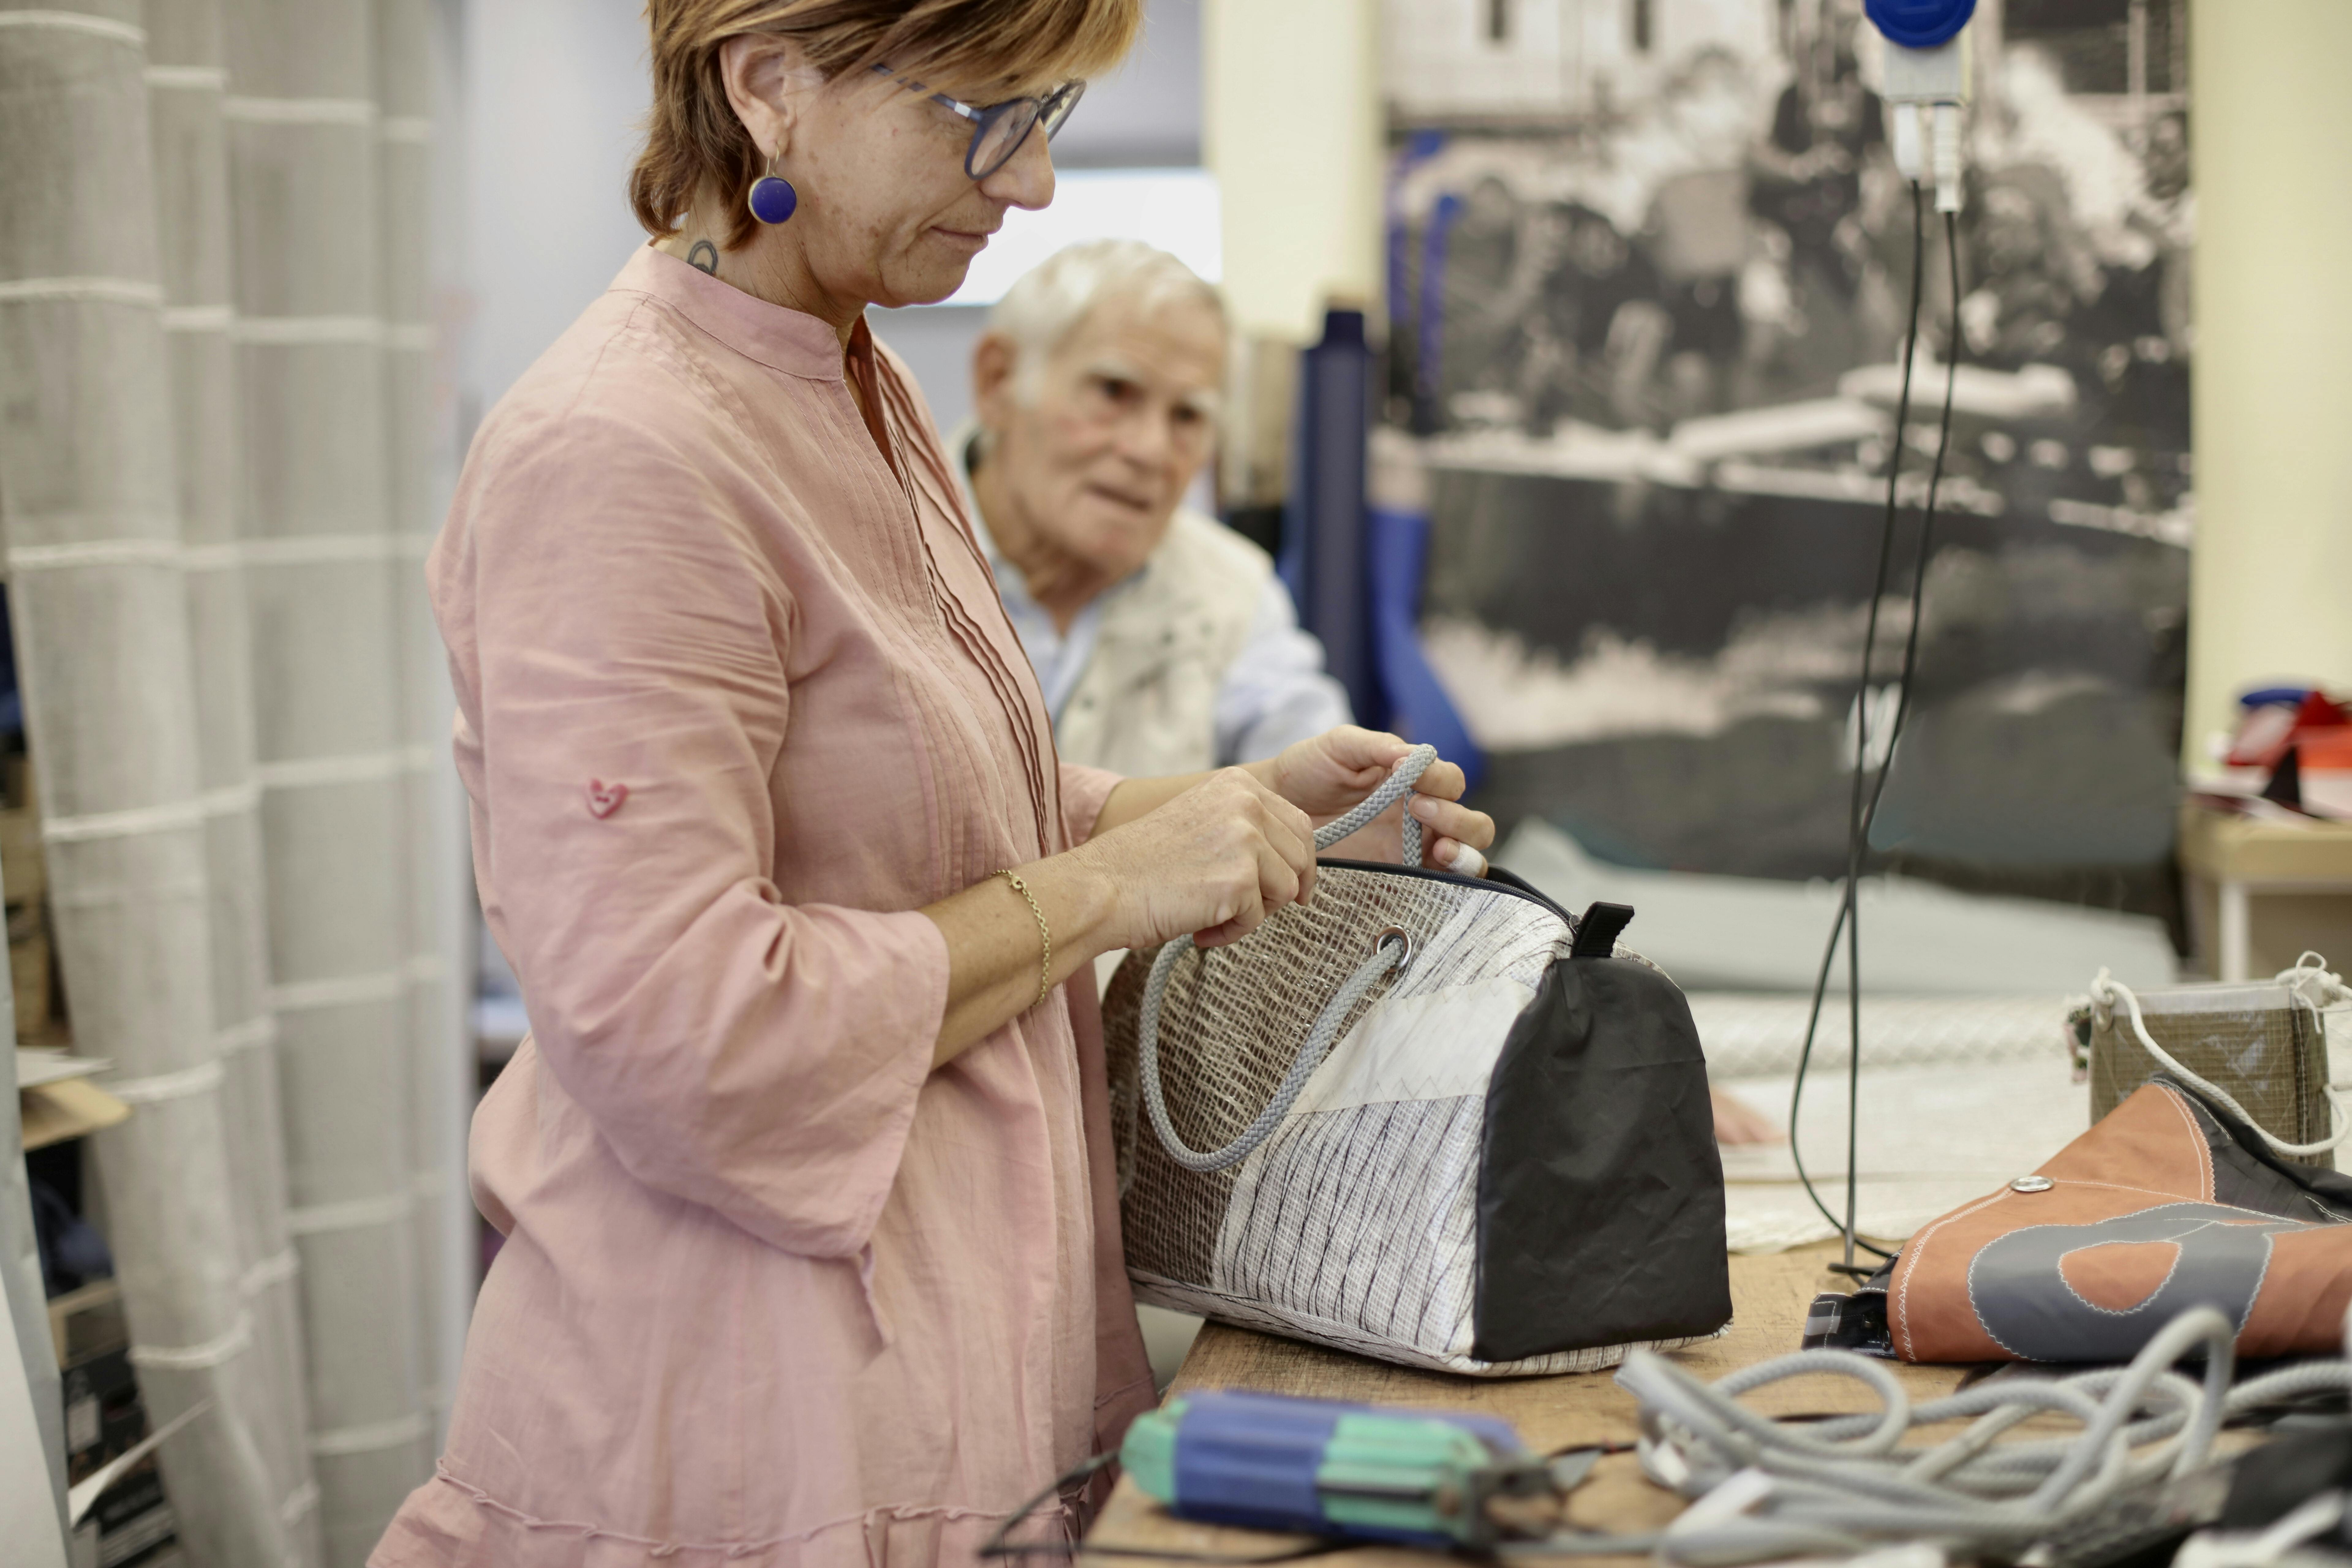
{"left": 1137, "top": 746, "right": 1439, "bottom": 1174}
{"left": 1599, "top": 1302, "right": 2352, "bottom": 1567}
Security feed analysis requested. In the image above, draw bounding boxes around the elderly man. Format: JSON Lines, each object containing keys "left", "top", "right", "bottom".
{"left": 953, "top": 239, "right": 1350, "bottom": 778}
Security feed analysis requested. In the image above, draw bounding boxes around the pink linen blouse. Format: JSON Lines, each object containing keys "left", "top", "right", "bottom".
{"left": 371, "top": 246, "right": 1155, "bottom": 1567}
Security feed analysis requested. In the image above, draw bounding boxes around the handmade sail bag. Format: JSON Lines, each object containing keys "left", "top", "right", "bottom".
{"left": 1102, "top": 748, "right": 1732, "bottom": 1377}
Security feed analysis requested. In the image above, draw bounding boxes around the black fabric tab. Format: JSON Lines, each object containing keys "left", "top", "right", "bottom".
{"left": 1570, "top": 902, "right": 1635, "bottom": 958}
{"left": 1472, "top": 954, "right": 1731, "bottom": 1362}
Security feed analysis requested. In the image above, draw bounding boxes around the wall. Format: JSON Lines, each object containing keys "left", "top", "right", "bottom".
{"left": 459, "top": 0, "right": 652, "bottom": 419}
{"left": 2186, "top": 0, "right": 2352, "bottom": 762}
{"left": 1056, "top": 0, "right": 1202, "bottom": 167}
{"left": 1203, "top": 0, "right": 1383, "bottom": 341}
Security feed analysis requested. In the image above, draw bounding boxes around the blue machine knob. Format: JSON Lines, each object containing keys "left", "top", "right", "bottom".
{"left": 1864, "top": 0, "right": 1976, "bottom": 49}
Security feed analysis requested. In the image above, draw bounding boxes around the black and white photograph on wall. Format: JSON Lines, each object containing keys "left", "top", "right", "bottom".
{"left": 1382, "top": 0, "right": 2194, "bottom": 953}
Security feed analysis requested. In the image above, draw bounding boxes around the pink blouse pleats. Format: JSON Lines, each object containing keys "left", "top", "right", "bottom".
{"left": 370, "top": 246, "right": 1153, "bottom": 1568}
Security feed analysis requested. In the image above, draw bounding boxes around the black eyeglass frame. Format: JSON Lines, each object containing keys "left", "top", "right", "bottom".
{"left": 869, "top": 63, "right": 1087, "bottom": 180}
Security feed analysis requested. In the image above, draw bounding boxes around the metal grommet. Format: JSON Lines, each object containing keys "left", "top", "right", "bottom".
{"left": 2010, "top": 1175, "right": 2055, "bottom": 1193}
{"left": 1373, "top": 925, "right": 1413, "bottom": 972}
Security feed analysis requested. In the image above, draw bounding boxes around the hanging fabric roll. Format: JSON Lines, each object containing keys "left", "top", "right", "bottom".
{"left": 147, "top": 0, "right": 327, "bottom": 1557}
{"left": 0, "top": 3, "right": 302, "bottom": 1562}
{"left": 373, "top": 0, "right": 469, "bottom": 1455}
{"left": 221, "top": 0, "right": 436, "bottom": 1557}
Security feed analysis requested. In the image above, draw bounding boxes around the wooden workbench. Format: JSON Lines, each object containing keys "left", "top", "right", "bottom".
{"left": 2179, "top": 799, "right": 2352, "bottom": 982}
{"left": 1084, "top": 1244, "right": 1978, "bottom": 1563}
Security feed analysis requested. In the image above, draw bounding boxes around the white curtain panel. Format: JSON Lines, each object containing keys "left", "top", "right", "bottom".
{"left": 222, "top": 0, "right": 444, "bottom": 1557}
{"left": 149, "top": 0, "right": 327, "bottom": 1556}
{"left": 375, "top": 0, "right": 467, "bottom": 1443}
{"left": 0, "top": 3, "right": 309, "bottom": 1563}
{"left": 0, "top": 0, "right": 466, "bottom": 1562}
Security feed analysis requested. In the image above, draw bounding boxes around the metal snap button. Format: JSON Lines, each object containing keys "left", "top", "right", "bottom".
{"left": 2010, "top": 1175, "right": 2055, "bottom": 1193}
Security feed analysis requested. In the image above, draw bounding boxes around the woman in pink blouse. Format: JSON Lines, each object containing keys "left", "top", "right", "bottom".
{"left": 373, "top": 3, "right": 1494, "bottom": 1565}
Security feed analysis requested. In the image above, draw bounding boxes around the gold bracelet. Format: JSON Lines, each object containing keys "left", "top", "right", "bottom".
{"left": 993, "top": 869, "right": 1052, "bottom": 1010}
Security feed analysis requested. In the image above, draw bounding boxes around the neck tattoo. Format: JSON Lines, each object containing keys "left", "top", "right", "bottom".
{"left": 686, "top": 239, "right": 719, "bottom": 276}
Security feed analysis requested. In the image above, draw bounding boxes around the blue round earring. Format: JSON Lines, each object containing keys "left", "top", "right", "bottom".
{"left": 747, "top": 150, "right": 797, "bottom": 226}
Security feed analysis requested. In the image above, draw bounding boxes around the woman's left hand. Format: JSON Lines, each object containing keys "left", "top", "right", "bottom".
{"left": 1251, "top": 727, "right": 1496, "bottom": 874}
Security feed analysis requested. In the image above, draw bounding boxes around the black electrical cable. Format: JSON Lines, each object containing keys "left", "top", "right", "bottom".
{"left": 1793, "top": 201, "right": 1966, "bottom": 1270}
{"left": 1786, "top": 187, "right": 1966, "bottom": 1272}
{"left": 1786, "top": 180, "right": 1925, "bottom": 1262}
{"left": 1874, "top": 211, "right": 1965, "bottom": 854}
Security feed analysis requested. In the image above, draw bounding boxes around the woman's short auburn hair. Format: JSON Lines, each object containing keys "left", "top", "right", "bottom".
{"left": 631, "top": 0, "right": 1142, "bottom": 250}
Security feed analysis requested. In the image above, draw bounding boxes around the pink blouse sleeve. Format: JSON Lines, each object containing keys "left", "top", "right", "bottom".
{"left": 453, "top": 416, "right": 947, "bottom": 1261}
{"left": 1057, "top": 762, "right": 1125, "bottom": 845}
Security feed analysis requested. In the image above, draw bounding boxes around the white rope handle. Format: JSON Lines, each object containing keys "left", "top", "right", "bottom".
{"left": 2091, "top": 963, "right": 2351, "bottom": 1158}
{"left": 2280, "top": 950, "right": 2352, "bottom": 1010}
{"left": 1136, "top": 746, "right": 1442, "bottom": 1174}
{"left": 1139, "top": 936, "right": 1404, "bottom": 1172}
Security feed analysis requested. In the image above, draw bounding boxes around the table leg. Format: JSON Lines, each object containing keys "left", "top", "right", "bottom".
{"left": 2219, "top": 880, "right": 2250, "bottom": 984}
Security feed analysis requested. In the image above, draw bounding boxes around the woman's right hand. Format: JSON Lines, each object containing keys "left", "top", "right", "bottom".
{"left": 922, "top": 768, "right": 1317, "bottom": 1062}
{"left": 1072, "top": 767, "right": 1318, "bottom": 952}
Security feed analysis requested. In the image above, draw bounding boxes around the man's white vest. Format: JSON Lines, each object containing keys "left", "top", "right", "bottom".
{"left": 1051, "top": 506, "right": 1274, "bottom": 778}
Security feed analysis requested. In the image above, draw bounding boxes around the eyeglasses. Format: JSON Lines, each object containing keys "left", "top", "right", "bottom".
{"left": 870, "top": 63, "right": 1086, "bottom": 180}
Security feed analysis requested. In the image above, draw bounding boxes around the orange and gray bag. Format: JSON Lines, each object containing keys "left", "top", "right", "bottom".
{"left": 1102, "top": 747, "right": 1731, "bottom": 1376}
{"left": 1807, "top": 1072, "right": 2352, "bottom": 1363}
{"left": 1806, "top": 959, "right": 2352, "bottom": 1363}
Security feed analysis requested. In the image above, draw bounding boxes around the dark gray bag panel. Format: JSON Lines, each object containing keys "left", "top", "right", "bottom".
{"left": 1472, "top": 940, "right": 1731, "bottom": 1363}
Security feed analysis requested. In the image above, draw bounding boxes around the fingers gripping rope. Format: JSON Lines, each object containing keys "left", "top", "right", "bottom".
{"left": 1312, "top": 744, "right": 1439, "bottom": 865}
{"left": 1137, "top": 747, "right": 1440, "bottom": 1174}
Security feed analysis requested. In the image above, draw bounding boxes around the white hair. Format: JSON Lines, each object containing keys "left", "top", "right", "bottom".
{"left": 986, "top": 239, "right": 1227, "bottom": 402}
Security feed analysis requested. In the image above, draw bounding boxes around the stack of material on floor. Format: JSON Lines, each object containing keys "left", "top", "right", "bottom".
{"left": 54, "top": 1280, "right": 185, "bottom": 1568}
{"left": 1500, "top": 818, "right": 2180, "bottom": 1251}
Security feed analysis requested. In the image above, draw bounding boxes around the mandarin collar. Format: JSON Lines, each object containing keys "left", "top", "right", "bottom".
{"left": 617, "top": 243, "right": 856, "bottom": 382}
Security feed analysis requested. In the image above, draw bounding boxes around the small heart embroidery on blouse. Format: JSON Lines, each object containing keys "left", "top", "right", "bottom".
{"left": 585, "top": 780, "right": 629, "bottom": 819}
